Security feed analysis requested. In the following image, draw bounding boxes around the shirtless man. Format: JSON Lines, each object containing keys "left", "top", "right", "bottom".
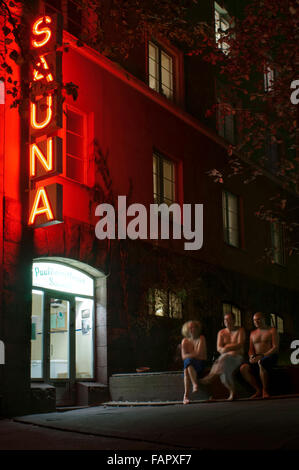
{"left": 200, "top": 312, "right": 245, "bottom": 401}
{"left": 240, "top": 312, "right": 279, "bottom": 399}
{"left": 181, "top": 320, "right": 207, "bottom": 405}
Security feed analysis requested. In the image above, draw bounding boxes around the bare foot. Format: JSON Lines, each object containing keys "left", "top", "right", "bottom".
{"left": 250, "top": 391, "right": 262, "bottom": 399}
{"left": 263, "top": 390, "right": 270, "bottom": 399}
{"left": 192, "top": 383, "right": 198, "bottom": 393}
{"left": 227, "top": 392, "right": 237, "bottom": 401}
{"left": 183, "top": 395, "right": 190, "bottom": 405}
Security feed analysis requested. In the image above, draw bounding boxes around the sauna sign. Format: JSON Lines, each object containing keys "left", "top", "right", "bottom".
{"left": 28, "top": 15, "right": 63, "bottom": 228}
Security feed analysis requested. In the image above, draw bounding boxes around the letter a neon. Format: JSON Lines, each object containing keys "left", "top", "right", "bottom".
{"left": 29, "top": 187, "right": 54, "bottom": 225}
{"left": 30, "top": 138, "right": 53, "bottom": 176}
{"left": 33, "top": 55, "right": 54, "bottom": 83}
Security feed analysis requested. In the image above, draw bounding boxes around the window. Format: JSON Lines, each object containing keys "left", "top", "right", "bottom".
{"left": 153, "top": 152, "right": 176, "bottom": 206}
{"left": 271, "top": 222, "right": 285, "bottom": 265}
{"left": 215, "top": 2, "right": 230, "bottom": 54}
{"left": 270, "top": 314, "right": 284, "bottom": 334}
{"left": 148, "top": 41, "right": 174, "bottom": 100}
{"left": 65, "top": 107, "right": 86, "bottom": 183}
{"left": 222, "top": 191, "right": 240, "bottom": 248}
{"left": 264, "top": 66, "right": 275, "bottom": 92}
{"left": 217, "top": 102, "right": 235, "bottom": 144}
{"left": 148, "top": 289, "right": 182, "bottom": 319}
{"left": 45, "top": 0, "right": 83, "bottom": 38}
{"left": 265, "top": 132, "right": 279, "bottom": 173}
{"left": 223, "top": 303, "right": 242, "bottom": 327}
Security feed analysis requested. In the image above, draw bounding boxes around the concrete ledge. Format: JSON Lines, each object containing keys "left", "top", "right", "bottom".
{"left": 30, "top": 383, "right": 56, "bottom": 414}
{"left": 109, "top": 366, "right": 299, "bottom": 403}
{"left": 109, "top": 371, "right": 210, "bottom": 402}
{"left": 76, "top": 382, "right": 109, "bottom": 406}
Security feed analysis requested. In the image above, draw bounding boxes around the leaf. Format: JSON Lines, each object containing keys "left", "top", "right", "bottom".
{"left": 2, "top": 26, "right": 11, "bottom": 37}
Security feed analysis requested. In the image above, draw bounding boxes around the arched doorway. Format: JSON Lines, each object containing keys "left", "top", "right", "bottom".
{"left": 30, "top": 258, "right": 107, "bottom": 405}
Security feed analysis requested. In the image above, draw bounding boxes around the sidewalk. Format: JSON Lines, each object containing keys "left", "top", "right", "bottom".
{"left": 5, "top": 396, "right": 299, "bottom": 450}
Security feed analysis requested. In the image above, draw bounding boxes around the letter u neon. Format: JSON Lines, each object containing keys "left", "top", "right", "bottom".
{"left": 31, "top": 94, "right": 52, "bottom": 130}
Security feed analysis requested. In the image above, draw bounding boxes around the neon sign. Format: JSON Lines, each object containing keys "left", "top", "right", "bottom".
{"left": 28, "top": 14, "right": 63, "bottom": 227}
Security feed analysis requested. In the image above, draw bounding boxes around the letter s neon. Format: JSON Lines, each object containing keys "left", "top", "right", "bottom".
{"left": 32, "top": 16, "right": 52, "bottom": 48}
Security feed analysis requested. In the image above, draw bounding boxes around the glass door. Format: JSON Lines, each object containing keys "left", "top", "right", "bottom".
{"left": 45, "top": 293, "right": 76, "bottom": 405}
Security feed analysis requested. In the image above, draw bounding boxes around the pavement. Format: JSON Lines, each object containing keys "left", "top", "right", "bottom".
{"left": 1, "top": 395, "right": 299, "bottom": 452}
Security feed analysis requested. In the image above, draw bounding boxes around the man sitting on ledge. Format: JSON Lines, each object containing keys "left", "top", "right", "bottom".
{"left": 240, "top": 312, "right": 279, "bottom": 399}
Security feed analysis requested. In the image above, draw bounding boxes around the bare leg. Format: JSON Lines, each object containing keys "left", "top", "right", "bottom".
{"left": 200, "top": 372, "right": 218, "bottom": 385}
{"left": 220, "top": 374, "right": 237, "bottom": 401}
{"left": 240, "top": 364, "right": 262, "bottom": 398}
{"left": 187, "top": 365, "right": 199, "bottom": 392}
{"left": 183, "top": 369, "right": 190, "bottom": 404}
{"left": 259, "top": 363, "right": 270, "bottom": 398}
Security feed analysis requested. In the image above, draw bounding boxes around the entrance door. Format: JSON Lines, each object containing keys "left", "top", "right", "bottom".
{"left": 45, "top": 293, "right": 76, "bottom": 406}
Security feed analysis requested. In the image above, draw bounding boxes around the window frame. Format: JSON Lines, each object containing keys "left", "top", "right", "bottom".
{"left": 63, "top": 104, "right": 87, "bottom": 185}
{"left": 222, "top": 302, "right": 242, "bottom": 328}
{"left": 214, "top": 2, "right": 231, "bottom": 54}
{"left": 44, "top": 0, "right": 83, "bottom": 38}
{"left": 270, "top": 221, "right": 285, "bottom": 266}
{"left": 148, "top": 40, "right": 175, "bottom": 101}
{"left": 217, "top": 101, "right": 235, "bottom": 144}
{"left": 148, "top": 288, "right": 183, "bottom": 319}
{"left": 264, "top": 65, "right": 275, "bottom": 93}
{"left": 270, "top": 313, "right": 284, "bottom": 334}
{"left": 222, "top": 190, "right": 241, "bottom": 248}
{"left": 153, "top": 151, "right": 177, "bottom": 206}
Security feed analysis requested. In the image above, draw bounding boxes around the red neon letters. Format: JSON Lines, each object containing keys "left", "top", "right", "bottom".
{"left": 28, "top": 15, "right": 63, "bottom": 227}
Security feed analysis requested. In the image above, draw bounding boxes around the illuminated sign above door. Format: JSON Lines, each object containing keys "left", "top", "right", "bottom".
{"left": 32, "top": 262, "right": 94, "bottom": 296}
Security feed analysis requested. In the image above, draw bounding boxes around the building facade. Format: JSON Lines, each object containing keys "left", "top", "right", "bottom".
{"left": 0, "top": 0, "right": 298, "bottom": 415}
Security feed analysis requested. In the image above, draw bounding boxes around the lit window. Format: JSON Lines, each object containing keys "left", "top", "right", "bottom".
{"left": 148, "top": 289, "right": 182, "bottom": 319}
{"left": 215, "top": 2, "right": 230, "bottom": 54}
{"left": 271, "top": 222, "right": 285, "bottom": 265}
{"left": 148, "top": 41, "right": 174, "bottom": 100}
{"left": 223, "top": 303, "right": 242, "bottom": 327}
{"left": 66, "top": 107, "right": 86, "bottom": 183}
{"left": 264, "top": 66, "right": 275, "bottom": 92}
{"left": 0, "top": 80, "right": 4, "bottom": 104}
{"left": 222, "top": 191, "right": 240, "bottom": 248}
{"left": 270, "top": 313, "right": 284, "bottom": 334}
{"left": 218, "top": 102, "right": 235, "bottom": 144}
{"left": 153, "top": 152, "right": 176, "bottom": 206}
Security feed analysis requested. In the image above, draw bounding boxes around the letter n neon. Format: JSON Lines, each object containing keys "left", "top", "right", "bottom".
{"left": 30, "top": 138, "right": 53, "bottom": 177}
